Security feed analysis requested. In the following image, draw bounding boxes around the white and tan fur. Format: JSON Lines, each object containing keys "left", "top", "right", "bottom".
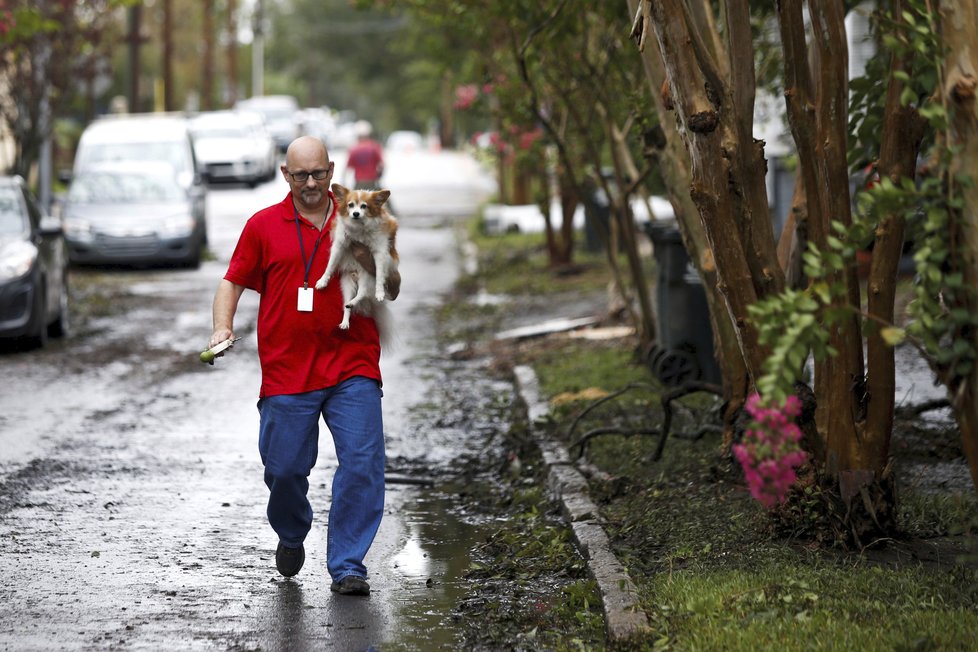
{"left": 314, "top": 184, "right": 399, "bottom": 348}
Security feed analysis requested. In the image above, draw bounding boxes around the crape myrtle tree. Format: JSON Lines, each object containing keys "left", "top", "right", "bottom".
{"left": 631, "top": 0, "right": 978, "bottom": 543}
{"left": 0, "top": 0, "right": 128, "bottom": 179}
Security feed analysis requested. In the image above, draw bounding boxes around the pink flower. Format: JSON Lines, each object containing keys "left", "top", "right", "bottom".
{"left": 735, "top": 393, "right": 808, "bottom": 508}
{"left": 453, "top": 84, "right": 479, "bottom": 111}
{"left": 518, "top": 127, "right": 543, "bottom": 150}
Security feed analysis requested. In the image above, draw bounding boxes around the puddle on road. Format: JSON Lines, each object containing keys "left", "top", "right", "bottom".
{"left": 382, "top": 485, "right": 491, "bottom": 651}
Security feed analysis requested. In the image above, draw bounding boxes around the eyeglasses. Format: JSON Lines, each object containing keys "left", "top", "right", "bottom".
{"left": 286, "top": 168, "right": 331, "bottom": 183}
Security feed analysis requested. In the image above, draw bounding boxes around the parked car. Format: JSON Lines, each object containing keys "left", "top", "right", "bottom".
{"left": 61, "top": 162, "right": 207, "bottom": 268}
{"left": 191, "top": 110, "right": 277, "bottom": 187}
{"left": 66, "top": 113, "right": 208, "bottom": 227}
{"left": 234, "top": 95, "right": 300, "bottom": 152}
{"left": 0, "top": 176, "right": 69, "bottom": 348}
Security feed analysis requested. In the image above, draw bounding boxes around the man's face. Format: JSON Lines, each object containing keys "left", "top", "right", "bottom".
{"left": 282, "top": 159, "right": 334, "bottom": 210}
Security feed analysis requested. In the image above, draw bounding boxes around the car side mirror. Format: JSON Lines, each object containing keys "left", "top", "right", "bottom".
{"left": 39, "top": 215, "right": 63, "bottom": 236}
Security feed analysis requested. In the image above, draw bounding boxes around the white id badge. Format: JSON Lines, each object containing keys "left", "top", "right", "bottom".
{"left": 297, "top": 286, "right": 314, "bottom": 312}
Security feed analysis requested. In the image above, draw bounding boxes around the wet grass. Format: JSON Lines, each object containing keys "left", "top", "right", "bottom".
{"left": 459, "top": 483, "right": 605, "bottom": 651}
{"left": 449, "top": 224, "right": 978, "bottom": 650}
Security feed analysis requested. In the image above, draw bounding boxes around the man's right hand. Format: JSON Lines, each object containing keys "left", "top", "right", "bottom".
{"left": 209, "top": 329, "right": 234, "bottom": 352}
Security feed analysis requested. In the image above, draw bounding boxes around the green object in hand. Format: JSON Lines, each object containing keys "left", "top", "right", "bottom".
{"left": 199, "top": 337, "right": 239, "bottom": 365}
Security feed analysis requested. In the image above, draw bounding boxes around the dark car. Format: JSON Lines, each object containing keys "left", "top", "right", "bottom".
{"left": 61, "top": 162, "right": 207, "bottom": 268}
{"left": 0, "top": 175, "right": 69, "bottom": 348}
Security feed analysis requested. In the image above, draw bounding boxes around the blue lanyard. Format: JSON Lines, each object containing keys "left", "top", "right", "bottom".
{"left": 294, "top": 205, "right": 326, "bottom": 288}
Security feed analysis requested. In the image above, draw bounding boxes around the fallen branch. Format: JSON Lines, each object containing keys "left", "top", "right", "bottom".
{"left": 894, "top": 397, "right": 950, "bottom": 419}
{"left": 653, "top": 381, "right": 723, "bottom": 460}
{"left": 566, "top": 381, "right": 659, "bottom": 441}
{"left": 572, "top": 426, "right": 661, "bottom": 459}
{"left": 568, "top": 380, "right": 724, "bottom": 460}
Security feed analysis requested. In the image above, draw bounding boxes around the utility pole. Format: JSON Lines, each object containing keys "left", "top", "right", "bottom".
{"left": 37, "top": 43, "right": 52, "bottom": 214}
{"left": 162, "top": 0, "right": 174, "bottom": 112}
{"left": 226, "top": 0, "right": 238, "bottom": 106}
{"left": 126, "top": 5, "right": 144, "bottom": 113}
{"left": 251, "top": 0, "right": 264, "bottom": 98}
{"left": 203, "top": 0, "right": 215, "bottom": 110}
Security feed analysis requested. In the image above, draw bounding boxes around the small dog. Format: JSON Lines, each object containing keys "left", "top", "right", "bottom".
{"left": 315, "top": 184, "right": 399, "bottom": 348}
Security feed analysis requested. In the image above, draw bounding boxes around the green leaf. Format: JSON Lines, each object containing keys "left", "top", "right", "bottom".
{"left": 880, "top": 327, "right": 906, "bottom": 346}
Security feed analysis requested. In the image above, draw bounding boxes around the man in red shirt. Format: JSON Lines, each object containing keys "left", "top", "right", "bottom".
{"left": 208, "top": 136, "right": 400, "bottom": 596}
{"left": 345, "top": 120, "right": 385, "bottom": 189}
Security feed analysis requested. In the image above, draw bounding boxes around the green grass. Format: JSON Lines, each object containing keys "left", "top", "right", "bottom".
{"left": 648, "top": 563, "right": 978, "bottom": 651}
{"left": 465, "top": 218, "right": 627, "bottom": 297}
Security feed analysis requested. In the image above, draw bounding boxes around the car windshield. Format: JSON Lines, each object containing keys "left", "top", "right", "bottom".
{"left": 68, "top": 171, "right": 184, "bottom": 204}
{"left": 0, "top": 186, "right": 26, "bottom": 235}
{"left": 77, "top": 142, "right": 189, "bottom": 173}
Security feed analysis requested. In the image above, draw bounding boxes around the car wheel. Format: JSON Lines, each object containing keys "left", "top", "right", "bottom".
{"left": 48, "top": 270, "right": 69, "bottom": 338}
{"left": 24, "top": 286, "right": 49, "bottom": 350}
{"left": 184, "top": 243, "right": 202, "bottom": 269}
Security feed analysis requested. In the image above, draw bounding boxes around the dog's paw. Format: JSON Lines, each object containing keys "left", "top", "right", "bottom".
{"left": 375, "top": 291, "right": 387, "bottom": 303}
{"left": 339, "top": 321, "right": 350, "bottom": 330}
{"left": 315, "top": 276, "right": 331, "bottom": 290}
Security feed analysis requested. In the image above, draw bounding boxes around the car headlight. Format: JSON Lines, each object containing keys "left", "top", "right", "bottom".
{"left": 162, "top": 214, "right": 196, "bottom": 237}
{"left": 0, "top": 241, "right": 39, "bottom": 281}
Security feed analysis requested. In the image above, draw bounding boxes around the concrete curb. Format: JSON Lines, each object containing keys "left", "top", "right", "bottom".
{"left": 513, "top": 365, "right": 651, "bottom": 644}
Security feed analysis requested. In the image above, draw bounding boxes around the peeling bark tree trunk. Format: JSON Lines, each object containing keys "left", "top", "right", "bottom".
{"left": 627, "top": 0, "right": 750, "bottom": 427}
{"left": 777, "top": 1, "right": 868, "bottom": 476}
{"left": 940, "top": 0, "right": 978, "bottom": 495}
{"left": 645, "top": 0, "right": 782, "bottom": 382}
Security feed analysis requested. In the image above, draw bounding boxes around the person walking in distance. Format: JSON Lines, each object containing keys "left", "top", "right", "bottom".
{"left": 208, "top": 136, "right": 400, "bottom": 596}
{"left": 345, "top": 120, "right": 385, "bottom": 189}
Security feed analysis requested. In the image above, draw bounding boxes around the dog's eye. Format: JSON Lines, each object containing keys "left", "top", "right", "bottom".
{"left": 347, "top": 202, "right": 355, "bottom": 208}
{"left": 359, "top": 203, "right": 368, "bottom": 210}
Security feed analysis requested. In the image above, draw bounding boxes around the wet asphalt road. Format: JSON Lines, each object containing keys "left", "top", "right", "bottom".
{"left": 0, "top": 152, "right": 508, "bottom": 651}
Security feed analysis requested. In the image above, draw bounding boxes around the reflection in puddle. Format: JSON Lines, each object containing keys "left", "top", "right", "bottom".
{"left": 384, "top": 486, "right": 489, "bottom": 651}
{"left": 394, "top": 534, "right": 432, "bottom": 579}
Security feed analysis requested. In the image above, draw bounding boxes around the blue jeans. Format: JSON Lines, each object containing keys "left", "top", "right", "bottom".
{"left": 257, "top": 376, "right": 385, "bottom": 582}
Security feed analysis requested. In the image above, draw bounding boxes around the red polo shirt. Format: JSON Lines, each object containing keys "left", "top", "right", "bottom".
{"left": 225, "top": 192, "right": 382, "bottom": 397}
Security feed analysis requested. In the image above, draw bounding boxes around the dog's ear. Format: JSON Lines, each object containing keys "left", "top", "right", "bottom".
{"left": 374, "top": 189, "right": 391, "bottom": 205}
{"left": 331, "top": 183, "right": 348, "bottom": 199}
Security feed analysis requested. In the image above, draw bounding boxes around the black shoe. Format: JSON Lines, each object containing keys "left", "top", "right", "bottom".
{"left": 330, "top": 575, "right": 370, "bottom": 595}
{"left": 275, "top": 543, "right": 304, "bottom": 577}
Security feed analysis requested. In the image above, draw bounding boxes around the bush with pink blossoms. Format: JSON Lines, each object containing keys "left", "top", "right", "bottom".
{"left": 733, "top": 393, "right": 809, "bottom": 509}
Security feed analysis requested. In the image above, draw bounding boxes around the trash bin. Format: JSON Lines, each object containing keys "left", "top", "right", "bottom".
{"left": 583, "top": 184, "right": 611, "bottom": 253}
{"left": 643, "top": 221, "right": 722, "bottom": 387}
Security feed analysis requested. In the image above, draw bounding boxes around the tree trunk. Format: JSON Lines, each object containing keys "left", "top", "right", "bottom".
{"left": 646, "top": 0, "right": 778, "bottom": 382}
{"left": 777, "top": 0, "right": 867, "bottom": 476}
{"left": 776, "top": 175, "right": 808, "bottom": 290}
{"left": 940, "top": 0, "right": 978, "bottom": 495}
{"left": 864, "top": 0, "right": 927, "bottom": 474}
{"left": 627, "top": 0, "right": 749, "bottom": 423}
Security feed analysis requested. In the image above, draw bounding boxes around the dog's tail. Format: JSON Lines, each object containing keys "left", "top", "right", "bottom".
{"left": 372, "top": 302, "right": 400, "bottom": 353}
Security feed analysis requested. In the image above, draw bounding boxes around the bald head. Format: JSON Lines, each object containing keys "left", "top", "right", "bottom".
{"left": 285, "top": 136, "right": 329, "bottom": 169}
